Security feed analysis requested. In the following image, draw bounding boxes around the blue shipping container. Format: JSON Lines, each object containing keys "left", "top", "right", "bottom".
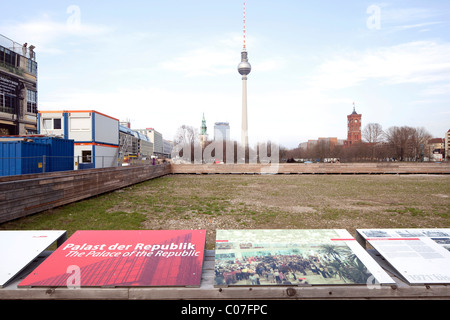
{"left": 29, "top": 137, "right": 74, "bottom": 172}
{"left": 0, "top": 141, "right": 50, "bottom": 176}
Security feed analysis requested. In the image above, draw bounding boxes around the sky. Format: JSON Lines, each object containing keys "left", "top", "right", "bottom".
{"left": 1, "top": 0, "right": 449, "bottom": 148}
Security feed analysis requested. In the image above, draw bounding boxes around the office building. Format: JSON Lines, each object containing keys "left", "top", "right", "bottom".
{"left": 0, "top": 34, "right": 38, "bottom": 135}
{"left": 214, "top": 122, "right": 230, "bottom": 142}
{"left": 135, "top": 128, "right": 163, "bottom": 157}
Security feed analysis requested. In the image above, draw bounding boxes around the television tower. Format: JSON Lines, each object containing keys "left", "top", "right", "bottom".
{"left": 238, "top": 2, "right": 251, "bottom": 151}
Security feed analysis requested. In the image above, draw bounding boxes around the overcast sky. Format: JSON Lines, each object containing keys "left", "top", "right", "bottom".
{"left": 2, "top": 0, "right": 449, "bottom": 148}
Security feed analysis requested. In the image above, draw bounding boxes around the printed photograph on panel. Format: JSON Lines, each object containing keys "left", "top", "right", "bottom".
{"left": 214, "top": 229, "right": 375, "bottom": 287}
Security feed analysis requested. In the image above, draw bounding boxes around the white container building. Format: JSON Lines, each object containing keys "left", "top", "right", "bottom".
{"left": 38, "top": 110, "right": 119, "bottom": 169}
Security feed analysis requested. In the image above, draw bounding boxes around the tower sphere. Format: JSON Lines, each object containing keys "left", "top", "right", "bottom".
{"left": 238, "top": 51, "right": 251, "bottom": 76}
{"left": 238, "top": 61, "right": 251, "bottom": 75}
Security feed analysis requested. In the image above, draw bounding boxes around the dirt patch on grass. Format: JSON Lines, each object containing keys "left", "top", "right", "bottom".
{"left": 108, "top": 174, "right": 450, "bottom": 249}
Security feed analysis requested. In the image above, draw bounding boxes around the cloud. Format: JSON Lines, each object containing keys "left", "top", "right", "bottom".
{"left": 380, "top": 6, "right": 440, "bottom": 24}
{"left": 420, "top": 83, "right": 450, "bottom": 96}
{"left": 39, "top": 85, "right": 241, "bottom": 141}
{"left": 1, "top": 16, "right": 111, "bottom": 54}
{"left": 390, "top": 21, "right": 444, "bottom": 32}
{"left": 375, "top": 5, "right": 447, "bottom": 34}
{"left": 309, "top": 41, "right": 450, "bottom": 90}
{"left": 159, "top": 34, "right": 287, "bottom": 77}
{"left": 160, "top": 47, "right": 237, "bottom": 77}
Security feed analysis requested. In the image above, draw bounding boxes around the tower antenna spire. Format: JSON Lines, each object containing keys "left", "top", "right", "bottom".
{"left": 243, "top": 2, "right": 246, "bottom": 50}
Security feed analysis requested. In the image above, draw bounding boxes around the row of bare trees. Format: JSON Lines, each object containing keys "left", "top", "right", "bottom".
{"left": 174, "top": 124, "right": 436, "bottom": 163}
{"left": 284, "top": 124, "right": 434, "bottom": 162}
{"left": 173, "top": 125, "right": 279, "bottom": 163}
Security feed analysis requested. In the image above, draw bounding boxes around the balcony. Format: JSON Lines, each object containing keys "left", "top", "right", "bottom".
{"left": 0, "top": 34, "right": 37, "bottom": 78}
{"left": 0, "top": 33, "right": 36, "bottom": 60}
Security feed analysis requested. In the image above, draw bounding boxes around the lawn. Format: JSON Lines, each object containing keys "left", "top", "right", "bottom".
{"left": 1, "top": 174, "right": 449, "bottom": 249}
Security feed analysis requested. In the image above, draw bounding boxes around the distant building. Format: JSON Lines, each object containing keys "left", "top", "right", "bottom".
{"left": 345, "top": 104, "right": 362, "bottom": 146}
{"left": 0, "top": 34, "right": 38, "bottom": 135}
{"left": 199, "top": 113, "right": 208, "bottom": 147}
{"left": 444, "top": 130, "right": 450, "bottom": 161}
{"left": 163, "top": 139, "right": 173, "bottom": 158}
{"left": 119, "top": 123, "right": 153, "bottom": 161}
{"left": 119, "top": 120, "right": 131, "bottom": 128}
{"left": 427, "top": 138, "right": 444, "bottom": 162}
{"left": 135, "top": 128, "right": 163, "bottom": 156}
{"left": 299, "top": 137, "right": 343, "bottom": 151}
{"left": 214, "top": 122, "right": 230, "bottom": 141}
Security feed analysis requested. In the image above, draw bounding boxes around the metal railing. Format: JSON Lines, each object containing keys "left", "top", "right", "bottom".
{"left": 0, "top": 34, "right": 36, "bottom": 60}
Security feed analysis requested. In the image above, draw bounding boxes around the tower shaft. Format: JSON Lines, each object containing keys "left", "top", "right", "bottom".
{"left": 241, "top": 75, "right": 248, "bottom": 149}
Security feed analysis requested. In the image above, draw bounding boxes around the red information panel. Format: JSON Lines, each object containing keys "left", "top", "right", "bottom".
{"left": 19, "top": 230, "right": 206, "bottom": 288}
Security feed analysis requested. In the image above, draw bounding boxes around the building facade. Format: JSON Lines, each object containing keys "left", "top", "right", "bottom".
{"left": 0, "top": 34, "right": 38, "bottom": 135}
{"left": 427, "top": 138, "right": 444, "bottom": 162}
{"left": 346, "top": 105, "right": 362, "bottom": 146}
{"left": 163, "top": 139, "right": 173, "bottom": 158}
{"left": 445, "top": 130, "right": 450, "bottom": 161}
{"left": 135, "top": 128, "right": 163, "bottom": 157}
{"left": 119, "top": 124, "right": 153, "bottom": 161}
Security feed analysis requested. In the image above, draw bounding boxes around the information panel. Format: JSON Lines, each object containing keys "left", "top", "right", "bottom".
{"left": 19, "top": 230, "right": 206, "bottom": 288}
{"left": 214, "top": 229, "right": 394, "bottom": 287}
{"left": 356, "top": 229, "right": 450, "bottom": 285}
{"left": 0, "top": 230, "right": 67, "bottom": 288}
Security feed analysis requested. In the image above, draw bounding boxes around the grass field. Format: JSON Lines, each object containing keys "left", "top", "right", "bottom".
{"left": 1, "top": 174, "right": 449, "bottom": 249}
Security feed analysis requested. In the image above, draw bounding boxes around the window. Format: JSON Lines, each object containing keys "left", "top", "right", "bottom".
{"left": 42, "top": 118, "right": 62, "bottom": 130}
{"left": 82, "top": 150, "right": 92, "bottom": 163}
{"left": 43, "top": 119, "right": 52, "bottom": 130}
{"left": 0, "top": 93, "right": 14, "bottom": 113}
{"left": 53, "top": 118, "right": 62, "bottom": 129}
{"left": 26, "top": 89, "right": 37, "bottom": 113}
{"left": 0, "top": 47, "right": 19, "bottom": 68}
{"left": 26, "top": 58, "right": 37, "bottom": 75}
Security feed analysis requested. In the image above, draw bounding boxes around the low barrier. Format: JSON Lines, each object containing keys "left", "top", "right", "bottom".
{"left": 0, "top": 164, "right": 171, "bottom": 224}
{"left": 171, "top": 162, "right": 450, "bottom": 175}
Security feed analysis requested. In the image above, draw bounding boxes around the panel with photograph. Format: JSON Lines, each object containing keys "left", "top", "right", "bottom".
{"left": 214, "top": 229, "right": 394, "bottom": 287}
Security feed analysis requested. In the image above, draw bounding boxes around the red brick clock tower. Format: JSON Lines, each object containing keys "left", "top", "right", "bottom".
{"left": 347, "top": 103, "right": 362, "bottom": 146}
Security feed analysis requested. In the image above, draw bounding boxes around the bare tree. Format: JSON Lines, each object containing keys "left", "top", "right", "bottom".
{"left": 174, "top": 125, "right": 198, "bottom": 146}
{"left": 411, "top": 127, "right": 432, "bottom": 161}
{"left": 173, "top": 125, "right": 199, "bottom": 162}
{"left": 362, "top": 123, "right": 384, "bottom": 161}
{"left": 384, "top": 126, "right": 430, "bottom": 161}
{"left": 362, "top": 123, "right": 384, "bottom": 143}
